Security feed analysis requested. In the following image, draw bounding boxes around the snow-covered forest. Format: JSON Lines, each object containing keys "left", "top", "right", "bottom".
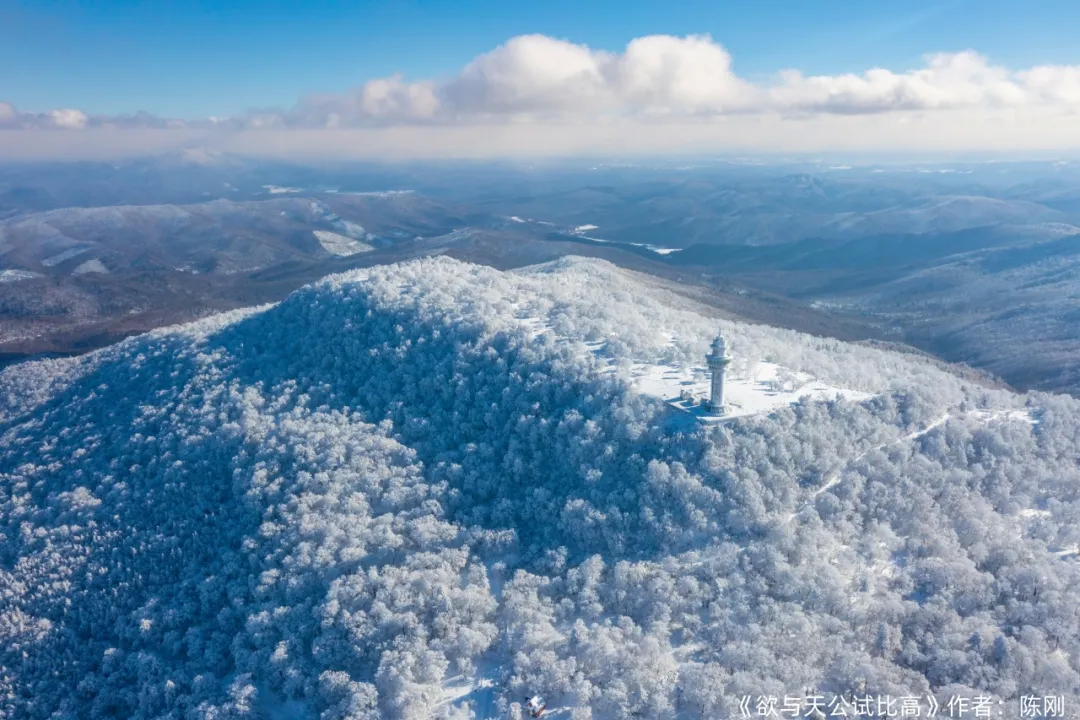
{"left": 2, "top": 256, "right": 1079, "bottom": 719}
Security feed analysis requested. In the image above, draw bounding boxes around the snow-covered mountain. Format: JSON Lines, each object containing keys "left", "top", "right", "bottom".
{"left": 2, "top": 257, "right": 1079, "bottom": 719}
{"left": 0, "top": 193, "right": 474, "bottom": 363}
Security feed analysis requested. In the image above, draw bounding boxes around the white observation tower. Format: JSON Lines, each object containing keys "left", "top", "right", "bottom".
{"left": 706, "top": 332, "right": 731, "bottom": 414}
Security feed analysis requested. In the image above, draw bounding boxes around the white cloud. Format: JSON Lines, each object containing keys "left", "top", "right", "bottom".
{"left": 1020, "top": 64, "right": 1080, "bottom": 105}
{"left": 261, "top": 37, "right": 1080, "bottom": 124}
{"left": 6, "top": 34, "right": 1080, "bottom": 157}
{"left": 299, "top": 34, "right": 759, "bottom": 122}
{"left": 613, "top": 34, "right": 759, "bottom": 114}
{"left": 0, "top": 104, "right": 91, "bottom": 129}
{"left": 290, "top": 74, "right": 440, "bottom": 126}
{"left": 44, "top": 108, "right": 88, "bottom": 129}
{"left": 0, "top": 104, "right": 189, "bottom": 130}
{"left": 445, "top": 34, "right": 608, "bottom": 115}
{"left": 770, "top": 51, "right": 1031, "bottom": 114}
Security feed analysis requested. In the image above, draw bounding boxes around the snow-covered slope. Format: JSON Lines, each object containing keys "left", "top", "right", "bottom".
{"left": 72, "top": 258, "right": 109, "bottom": 275}
{"left": 0, "top": 269, "right": 41, "bottom": 283}
{"left": 313, "top": 230, "right": 375, "bottom": 256}
{"left": 2, "top": 257, "right": 1079, "bottom": 720}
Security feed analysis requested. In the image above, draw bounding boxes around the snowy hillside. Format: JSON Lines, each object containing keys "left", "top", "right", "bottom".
{"left": 313, "top": 230, "right": 375, "bottom": 257}
{"left": 2, "top": 256, "right": 1079, "bottom": 720}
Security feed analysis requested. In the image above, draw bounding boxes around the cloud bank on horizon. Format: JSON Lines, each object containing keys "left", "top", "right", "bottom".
{"left": 5, "top": 33, "right": 1080, "bottom": 158}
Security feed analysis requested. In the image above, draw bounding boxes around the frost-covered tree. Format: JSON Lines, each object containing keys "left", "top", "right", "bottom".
{"left": 1, "top": 256, "right": 1078, "bottom": 719}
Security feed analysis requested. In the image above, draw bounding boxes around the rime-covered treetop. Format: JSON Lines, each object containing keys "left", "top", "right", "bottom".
{"left": 1, "top": 256, "right": 1077, "bottom": 720}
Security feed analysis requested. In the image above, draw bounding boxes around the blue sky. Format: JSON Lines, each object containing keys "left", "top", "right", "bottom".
{"left": 4, "top": 0, "right": 1080, "bottom": 118}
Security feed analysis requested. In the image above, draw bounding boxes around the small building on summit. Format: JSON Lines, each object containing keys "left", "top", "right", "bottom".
{"left": 525, "top": 695, "right": 547, "bottom": 717}
{"left": 706, "top": 332, "right": 731, "bottom": 414}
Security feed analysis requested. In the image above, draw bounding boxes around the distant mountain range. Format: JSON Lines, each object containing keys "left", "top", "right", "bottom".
{"left": 0, "top": 193, "right": 472, "bottom": 360}
{"left": 664, "top": 223, "right": 1080, "bottom": 393}
{"left": 4, "top": 155, "right": 1080, "bottom": 398}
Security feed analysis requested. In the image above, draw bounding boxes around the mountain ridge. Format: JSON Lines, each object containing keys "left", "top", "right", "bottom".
{"left": 3, "top": 256, "right": 1078, "bottom": 719}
